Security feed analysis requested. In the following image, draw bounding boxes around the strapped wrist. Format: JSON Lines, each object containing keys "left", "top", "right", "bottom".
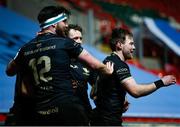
{"left": 154, "top": 80, "right": 164, "bottom": 89}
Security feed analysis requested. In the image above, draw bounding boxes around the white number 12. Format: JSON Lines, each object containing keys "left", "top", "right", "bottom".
{"left": 29, "top": 56, "right": 52, "bottom": 85}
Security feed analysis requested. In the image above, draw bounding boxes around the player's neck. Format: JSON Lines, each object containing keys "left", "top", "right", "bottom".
{"left": 40, "top": 27, "right": 56, "bottom": 34}
{"left": 113, "top": 51, "right": 125, "bottom": 61}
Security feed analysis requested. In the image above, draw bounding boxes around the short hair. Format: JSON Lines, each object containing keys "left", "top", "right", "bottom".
{"left": 37, "top": 6, "right": 70, "bottom": 24}
{"left": 110, "top": 28, "right": 133, "bottom": 51}
{"left": 67, "top": 24, "right": 83, "bottom": 33}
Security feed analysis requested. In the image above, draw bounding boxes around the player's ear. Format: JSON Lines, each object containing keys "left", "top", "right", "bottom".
{"left": 116, "top": 41, "right": 122, "bottom": 50}
{"left": 52, "top": 24, "right": 57, "bottom": 28}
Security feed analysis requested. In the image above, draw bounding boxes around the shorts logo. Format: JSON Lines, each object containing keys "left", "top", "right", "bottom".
{"left": 38, "top": 107, "right": 59, "bottom": 115}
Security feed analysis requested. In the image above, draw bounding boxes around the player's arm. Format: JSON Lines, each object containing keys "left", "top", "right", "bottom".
{"left": 6, "top": 59, "right": 18, "bottom": 76}
{"left": 6, "top": 48, "right": 22, "bottom": 76}
{"left": 78, "top": 49, "right": 113, "bottom": 75}
{"left": 121, "top": 75, "right": 176, "bottom": 98}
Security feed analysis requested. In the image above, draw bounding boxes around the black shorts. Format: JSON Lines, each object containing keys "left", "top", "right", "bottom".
{"left": 5, "top": 104, "right": 36, "bottom": 125}
{"left": 91, "top": 108, "right": 122, "bottom": 126}
{"left": 35, "top": 103, "right": 89, "bottom": 126}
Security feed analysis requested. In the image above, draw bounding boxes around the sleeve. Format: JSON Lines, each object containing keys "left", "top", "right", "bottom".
{"left": 65, "top": 38, "right": 83, "bottom": 58}
{"left": 13, "top": 47, "right": 24, "bottom": 68}
{"left": 103, "top": 58, "right": 131, "bottom": 83}
{"left": 114, "top": 61, "right": 131, "bottom": 82}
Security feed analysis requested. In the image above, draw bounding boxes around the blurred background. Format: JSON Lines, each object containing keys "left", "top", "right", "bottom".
{"left": 0, "top": 0, "right": 180, "bottom": 126}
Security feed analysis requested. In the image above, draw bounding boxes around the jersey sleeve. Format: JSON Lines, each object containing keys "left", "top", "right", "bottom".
{"left": 65, "top": 38, "right": 83, "bottom": 58}
{"left": 104, "top": 58, "right": 131, "bottom": 83}
{"left": 11, "top": 47, "right": 27, "bottom": 75}
{"left": 114, "top": 61, "right": 131, "bottom": 82}
{"left": 14, "top": 47, "right": 24, "bottom": 66}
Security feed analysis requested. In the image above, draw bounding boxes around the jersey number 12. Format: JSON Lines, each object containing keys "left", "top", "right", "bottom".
{"left": 29, "top": 56, "right": 52, "bottom": 85}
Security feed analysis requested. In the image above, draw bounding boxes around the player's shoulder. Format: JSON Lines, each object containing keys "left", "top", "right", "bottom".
{"left": 104, "top": 53, "right": 129, "bottom": 68}
{"left": 104, "top": 53, "right": 123, "bottom": 63}
{"left": 49, "top": 36, "right": 75, "bottom": 45}
{"left": 46, "top": 34, "right": 70, "bottom": 43}
{"left": 36, "top": 33, "right": 71, "bottom": 43}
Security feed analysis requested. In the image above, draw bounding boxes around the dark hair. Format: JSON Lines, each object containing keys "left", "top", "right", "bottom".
{"left": 110, "top": 28, "right": 133, "bottom": 51}
{"left": 37, "top": 6, "right": 70, "bottom": 24}
{"left": 67, "top": 24, "right": 83, "bottom": 33}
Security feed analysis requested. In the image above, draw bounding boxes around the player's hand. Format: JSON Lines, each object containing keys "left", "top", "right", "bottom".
{"left": 161, "top": 75, "right": 176, "bottom": 86}
{"left": 105, "top": 61, "right": 114, "bottom": 75}
{"left": 122, "top": 99, "right": 130, "bottom": 113}
{"left": 71, "top": 79, "right": 78, "bottom": 89}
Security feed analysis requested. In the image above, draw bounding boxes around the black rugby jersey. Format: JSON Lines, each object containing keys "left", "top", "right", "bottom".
{"left": 95, "top": 52, "right": 131, "bottom": 115}
{"left": 70, "top": 59, "right": 97, "bottom": 113}
{"left": 14, "top": 33, "right": 83, "bottom": 111}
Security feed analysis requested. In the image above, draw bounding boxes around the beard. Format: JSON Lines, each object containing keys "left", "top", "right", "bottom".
{"left": 56, "top": 27, "right": 68, "bottom": 37}
{"left": 123, "top": 51, "right": 133, "bottom": 60}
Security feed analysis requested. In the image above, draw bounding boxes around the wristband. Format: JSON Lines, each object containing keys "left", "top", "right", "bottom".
{"left": 154, "top": 80, "right": 164, "bottom": 89}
